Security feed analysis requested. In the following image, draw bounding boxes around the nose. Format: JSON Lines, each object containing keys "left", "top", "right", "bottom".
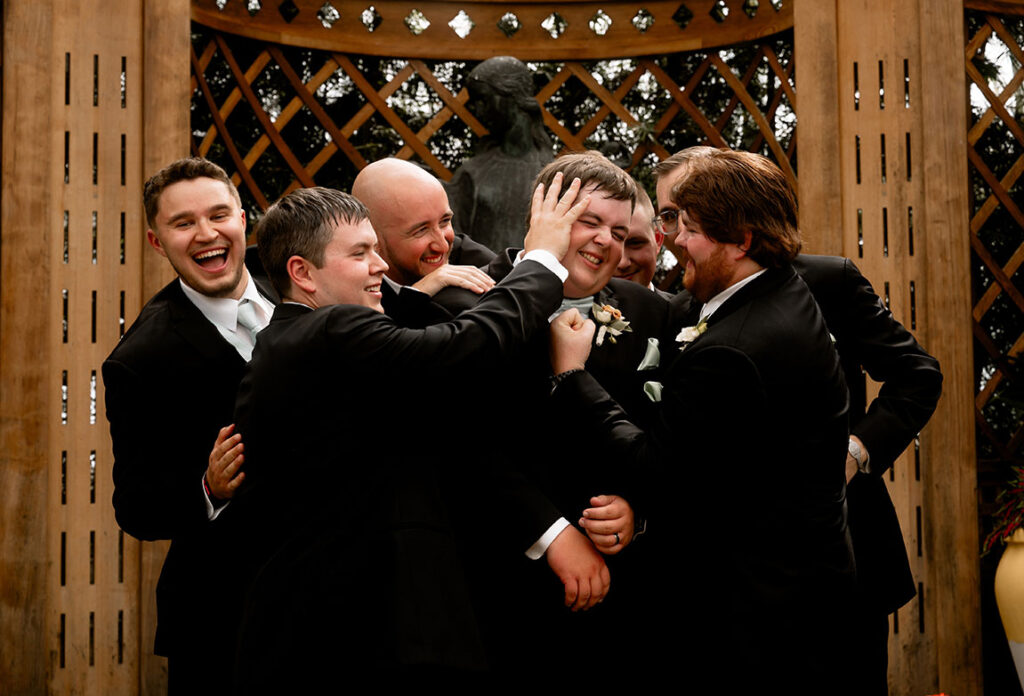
{"left": 616, "top": 250, "right": 631, "bottom": 271}
{"left": 371, "top": 249, "right": 389, "bottom": 274}
{"left": 195, "top": 218, "right": 218, "bottom": 242}
{"left": 429, "top": 226, "right": 451, "bottom": 252}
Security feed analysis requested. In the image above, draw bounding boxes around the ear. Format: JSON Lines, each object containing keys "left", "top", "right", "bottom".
{"left": 239, "top": 208, "right": 247, "bottom": 236}
{"left": 286, "top": 255, "right": 317, "bottom": 295}
{"left": 735, "top": 229, "right": 754, "bottom": 258}
{"left": 654, "top": 229, "right": 665, "bottom": 248}
{"left": 146, "top": 229, "right": 167, "bottom": 257}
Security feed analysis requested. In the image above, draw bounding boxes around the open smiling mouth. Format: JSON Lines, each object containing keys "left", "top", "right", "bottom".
{"left": 579, "top": 251, "right": 603, "bottom": 266}
{"left": 193, "top": 248, "right": 228, "bottom": 269}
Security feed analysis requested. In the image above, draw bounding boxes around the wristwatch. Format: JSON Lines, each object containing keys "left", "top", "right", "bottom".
{"left": 848, "top": 438, "right": 870, "bottom": 475}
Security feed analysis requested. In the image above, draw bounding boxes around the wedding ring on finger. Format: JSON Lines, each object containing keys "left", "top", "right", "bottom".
{"left": 614, "top": 532, "right": 620, "bottom": 545}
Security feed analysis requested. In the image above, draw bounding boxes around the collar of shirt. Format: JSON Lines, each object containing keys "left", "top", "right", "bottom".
{"left": 383, "top": 274, "right": 427, "bottom": 297}
{"left": 698, "top": 268, "right": 767, "bottom": 324}
{"left": 179, "top": 272, "right": 272, "bottom": 333}
{"left": 549, "top": 295, "right": 595, "bottom": 323}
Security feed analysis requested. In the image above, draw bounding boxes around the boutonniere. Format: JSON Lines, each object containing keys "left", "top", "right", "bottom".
{"left": 676, "top": 319, "right": 708, "bottom": 350}
{"left": 591, "top": 303, "right": 632, "bottom": 346}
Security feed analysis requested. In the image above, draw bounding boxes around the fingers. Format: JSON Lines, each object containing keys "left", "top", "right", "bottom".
{"left": 574, "top": 576, "right": 592, "bottom": 612}
{"left": 220, "top": 443, "right": 245, "bottom": 478}
{"left": 210, "top": 434, "right": 243, "bottom": 471}
{"left": 578, "top": 319, "right": 597, "bottom": 344}
{"left": 563, "top": 576, "right": 578, "bottom": 609}
{"left": 551, "top": 308, "right": 581, "bottom": 329}
{"left": 445, "top": 266, "right": 495, "bottom": 294}
{"left": 582, "top": 496, "right": 623, "bottom": 520}
{"left": 554, "top": 175, "right": 582, "bottom": 210}
{"left": 579, "top": 517, "right": 625, "bottom": 535}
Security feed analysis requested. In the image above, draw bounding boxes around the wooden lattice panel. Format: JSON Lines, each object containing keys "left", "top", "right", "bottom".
{"left": 47, "top": 1, "right": 146, "bottom": 693}
{"left": 193, "top": 0, "right": 793, "bottom": 60}
{"left": 965, "top": 8, "right": 1024, "bottom": 521}
{"left": 189, "top": 24, "right": 796, "bottom": 219}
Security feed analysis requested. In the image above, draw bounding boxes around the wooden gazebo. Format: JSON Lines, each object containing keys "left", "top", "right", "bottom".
{"left": 2, "top": 0, "right": 1017, "bottom": 692}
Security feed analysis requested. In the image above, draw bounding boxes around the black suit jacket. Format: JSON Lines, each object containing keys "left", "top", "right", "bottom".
{"left": 429, "top": 248, "right": 670, "bottom": 679}
{"left": 557, "top": 265, "right": 856, "bottom": 688}
{"left": 669, "top": 255, "right": 942, "bottom": 612}
{"left": 476, "top": 248, "right": 672, "bottom": 523}
{"left": 793, "top": 254, "right": 941, "bottom": 611}
{"left": 102, "top": 268, "right": 276, "bottom": 661}
{"left": 227, "top": 259, "right": 563, "bottom": 687}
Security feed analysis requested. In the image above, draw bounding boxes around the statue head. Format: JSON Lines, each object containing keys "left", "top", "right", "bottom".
{"left": 467, "top": 56, "right": 552, "bottom": 157}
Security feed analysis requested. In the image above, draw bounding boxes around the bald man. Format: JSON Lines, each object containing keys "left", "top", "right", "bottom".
{"left": 352, "top": 159, "right": 496, "bottom": 326}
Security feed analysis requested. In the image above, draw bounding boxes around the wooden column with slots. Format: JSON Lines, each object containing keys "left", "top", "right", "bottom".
{"left": 0, "top": 1, "right": 189, "bottom": 693}
{"left": 796, "top": 0, "right": 979, "bottom": 693}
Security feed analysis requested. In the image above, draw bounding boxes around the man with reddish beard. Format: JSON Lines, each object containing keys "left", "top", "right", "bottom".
{"left": 102, "top": 158, "right": 276, "bottom": 693}
{"left": 434, "top": 152, "right": 671, "bottom": 683}
{"left": 352, "top": 158, "right": 497, "bottom": 327}
{"left": 550, "top": 149, "right": 856, "bottom": 691}
{"left": 654, "top": 146, "right": 941, "bottom": 694}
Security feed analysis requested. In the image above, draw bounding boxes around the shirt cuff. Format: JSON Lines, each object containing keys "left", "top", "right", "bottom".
{"left": 525, "top": 517, "right": 571, "bottom": 559}
{"left": 202, "top": 475, "right": 230, "bottom": 521}
{"left": 515, "top": 249, "right": 569, "bottom": 283}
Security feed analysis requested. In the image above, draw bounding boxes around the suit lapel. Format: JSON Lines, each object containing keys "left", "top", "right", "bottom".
{"left": 672, "top": 266, "right": 793, "bottom": 358}
{"left": 166, "top": 282, "right": 246, "bottom": 366}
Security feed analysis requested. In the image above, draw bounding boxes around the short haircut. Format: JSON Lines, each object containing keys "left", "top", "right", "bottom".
{"left": 143, "top": 157, "right": 239, "bottom": 228}
{"left": 533, "top": 151, "right": 638, "bottom": 210}
{"left": 634, "top": 185, "right": 655, "bottom": 219}
{"left": 256, "top": 187, "right": 369, "bottom": 296}
{"left": 652, "top": 146, "right": 719, "bottom": 181}
{"left": 672, "top": 150, "right": 801, "bottom": 267}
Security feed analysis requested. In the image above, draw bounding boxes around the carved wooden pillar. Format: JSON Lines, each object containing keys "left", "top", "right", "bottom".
{"left": 796, "top": 0, "right": 979, "bottom": 693}
{"left": 0, "top": 1, "right": 189, "bottom": 693}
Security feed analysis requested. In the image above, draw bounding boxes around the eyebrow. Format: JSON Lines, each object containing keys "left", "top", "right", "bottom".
{"left": 403, "top": 210, "right": 453, "bottom": 235}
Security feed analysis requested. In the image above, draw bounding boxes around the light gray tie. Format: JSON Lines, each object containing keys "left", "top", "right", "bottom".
{"left": 234, "top": 300, "right": 264, "bottom": 361}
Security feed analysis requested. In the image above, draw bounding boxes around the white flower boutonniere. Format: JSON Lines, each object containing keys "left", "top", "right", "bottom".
{"left": 592, "top": 303, "right": 632, "bottom": 346}
{"left": 676, "top": 319, "right": 708, "bottom": 350}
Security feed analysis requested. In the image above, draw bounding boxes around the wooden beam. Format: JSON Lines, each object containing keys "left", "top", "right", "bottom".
{"left": 793, "top": 0, "right": 842, "bottom": 254}
{"left": 919, "top": 4, "right": 982, "bottom": 693}
{"left": 0, "top": 1, "right": 53, "bottom": 691}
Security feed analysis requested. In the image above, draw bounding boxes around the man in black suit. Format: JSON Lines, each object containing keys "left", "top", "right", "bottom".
{"left": 102, "top": 158, "right": 276, "bottom": 693}
{"left": 226, "top": 183, "right": 609, "bottom": 691}
{"left": 653, "top": 147, "right": 942, "bottom": 694}
{"left": 614, "top": 186, "right": 665, "bottom": 293}
{"left": 432, "top": 153, "right": 670, "bottom": 682}
{"left": 352, "top": 158, "right": 496, "bottom": 327}
{"left": 550, "top": 149, "right": 856, "bottom": 692}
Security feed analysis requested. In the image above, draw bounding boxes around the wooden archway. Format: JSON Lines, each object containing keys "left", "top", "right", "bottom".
{"left": 0, "top": 1, "right": 993, "bottom": 693}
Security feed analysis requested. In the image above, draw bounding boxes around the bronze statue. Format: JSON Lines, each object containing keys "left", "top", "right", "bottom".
{"left": 445, "top": 56, "right": 554, "bottom": 253}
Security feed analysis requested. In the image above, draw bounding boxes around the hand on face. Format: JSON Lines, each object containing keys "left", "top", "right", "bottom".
{"left": 523, "top": 173, "right": 591, "bottom": 260}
